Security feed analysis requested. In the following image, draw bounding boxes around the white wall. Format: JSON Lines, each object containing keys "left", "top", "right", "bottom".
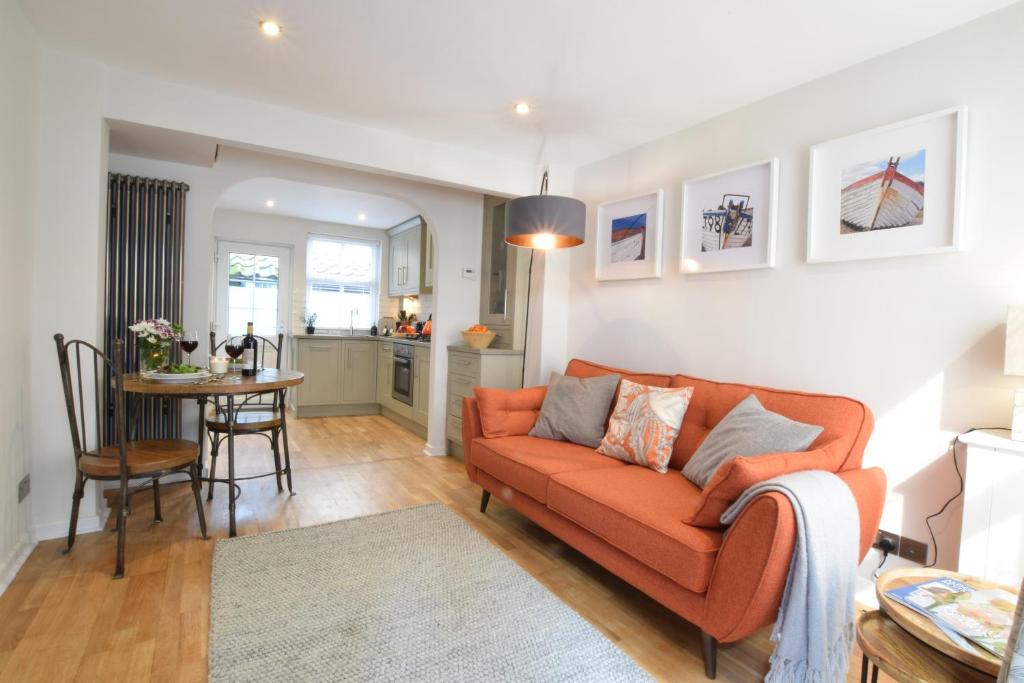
{"left": 0, "top": 0, "right": 40, "bottom": 588}
{"left": 28, "top": 49, "right": 110, "bottom": 542}
{"left": 211, "top": 208, "right": 398, "bottom": 334}
{"left": 568, "top": 3, "right": 1024, "bottom": 575}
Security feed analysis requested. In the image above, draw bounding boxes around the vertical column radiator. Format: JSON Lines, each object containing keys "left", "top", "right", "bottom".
{"left": 104, "top": 174, "right": 189, "bottom": 439}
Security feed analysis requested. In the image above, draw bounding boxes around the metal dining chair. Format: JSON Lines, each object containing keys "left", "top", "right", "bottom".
{"left": 205, "top": 332, "right": 293, "bottom": 499}
{"left": 54, "top": 334, "right": 207, "bottom": 578}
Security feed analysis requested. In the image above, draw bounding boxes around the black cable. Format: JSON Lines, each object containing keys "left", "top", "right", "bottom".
{"left": 923, "top": 426, "right": 1007, "bottom": 568}
{"left": 873, "top": 548, "right": 890, "bottom": 579}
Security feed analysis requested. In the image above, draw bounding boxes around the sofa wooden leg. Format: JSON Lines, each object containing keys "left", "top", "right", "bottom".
{"left": 700, "top": 631, "right": 718, "bottom": 679}
{"left": 479, "top": 489, "right": 491, "bottom": 513}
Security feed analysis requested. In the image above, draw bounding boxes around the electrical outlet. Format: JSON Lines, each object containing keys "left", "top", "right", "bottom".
{"left": 17, "top": 474, "right": 30, "bottom": 503}
{"left": 898, "top": 536, "right": 929, "bottom": 564}
{"left": 873, "top": 529, "right": 900, "bottom": 553}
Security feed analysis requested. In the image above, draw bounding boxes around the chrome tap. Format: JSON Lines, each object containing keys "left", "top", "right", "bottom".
{"left": 349, "top": 308, "right": 358, "bottom": 336}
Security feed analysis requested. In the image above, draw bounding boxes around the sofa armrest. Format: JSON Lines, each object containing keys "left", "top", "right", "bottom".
{"left": 836, "top": 467, "right": 887, "bottom": 560}
{"left": 461, "top": 396, "right": 485, "bottom": 482}
{"left": 702, "top": 467, "right": 887, "bottom": 643}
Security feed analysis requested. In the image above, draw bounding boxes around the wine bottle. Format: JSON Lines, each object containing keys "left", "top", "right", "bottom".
{"left": 242, "top": 322, "right": 258, "bottom": 376}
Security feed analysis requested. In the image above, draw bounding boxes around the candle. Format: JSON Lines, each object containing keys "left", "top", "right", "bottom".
{"left": 209, "top": 356, "right": 229, "bottom": 374}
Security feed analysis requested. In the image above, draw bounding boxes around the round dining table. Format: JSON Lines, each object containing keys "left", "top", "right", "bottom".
{"left": 123, "top": 369, "right": 304, "bottom": 537}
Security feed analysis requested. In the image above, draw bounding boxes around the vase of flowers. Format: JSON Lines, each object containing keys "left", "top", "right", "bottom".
{"left": 304, "top": 312, "right": 317, "bottom": 335}
{"left": 129, "top": 318, "right": 182, "bottom": 371}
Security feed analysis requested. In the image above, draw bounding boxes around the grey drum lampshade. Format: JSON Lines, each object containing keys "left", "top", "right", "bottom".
{"left": 505, "top": 194, "right": 586, "bottom": 249}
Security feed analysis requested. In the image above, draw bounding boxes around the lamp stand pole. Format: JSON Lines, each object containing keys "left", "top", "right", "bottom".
{"left": 521, "top": 249, "right": 535, "bottom": 388}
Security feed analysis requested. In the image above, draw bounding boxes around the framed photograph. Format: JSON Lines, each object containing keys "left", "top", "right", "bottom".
{"left": 680, "top": 158, "right": 779, "bottom": 273}
{"left": 807, "top": 106, "right": 966, "bottom": 263}
{"left": 595, "top": 189, "right": 663, "bottom": 280}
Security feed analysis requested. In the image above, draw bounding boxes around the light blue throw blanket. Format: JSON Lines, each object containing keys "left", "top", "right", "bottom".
{"left": 721, "top": 470, "right": 860, "bottom": 683}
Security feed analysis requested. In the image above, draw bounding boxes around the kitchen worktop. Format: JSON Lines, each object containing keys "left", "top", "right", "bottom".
{"left": 291, "top": 334, "right": 432, "bottom": 348}
{"left": 447, "top": 344, "right": 524, "bottom": 356}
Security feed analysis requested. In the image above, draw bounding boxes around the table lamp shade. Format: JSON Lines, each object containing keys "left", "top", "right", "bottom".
{"left": 1006, "top": 306, "right": 1024, "bottom": 376}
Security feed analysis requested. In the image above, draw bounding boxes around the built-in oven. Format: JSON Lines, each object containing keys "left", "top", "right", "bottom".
{"left": 392, "top": 342, "right": 415, "bottom": 406}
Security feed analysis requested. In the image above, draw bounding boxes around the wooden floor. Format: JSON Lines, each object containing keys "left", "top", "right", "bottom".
{"left": 0, "top": 414, "right": 892, "bottom": 682}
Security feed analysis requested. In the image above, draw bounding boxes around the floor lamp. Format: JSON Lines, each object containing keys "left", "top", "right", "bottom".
{"left": 504, "top": 171, "right": 586, "bottom": 386}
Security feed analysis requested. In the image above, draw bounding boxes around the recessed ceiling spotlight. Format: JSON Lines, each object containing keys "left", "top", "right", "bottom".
{"left": 265, "top": 199, "right": 275, "bottom": 208}
{"left": 513, "top": 101, "right": 531, "bottom": 115}
{"left": 259, "top": 20, "right": 282, "bottom": 38}
{"left": 357, "top": 212, "right": 367, "bottom": 221}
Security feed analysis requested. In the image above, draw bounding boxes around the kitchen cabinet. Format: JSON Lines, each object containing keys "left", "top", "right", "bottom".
{"left": 377, "top": 340, "right": 394, "bottom": 407}
{"left": 387, "top": 218, "right": 422, "bottom": 297}
{"left": 291, "top": 336, "right": 379, "bottom": 417}
{"left": 420, "top": 225, "right": 434, "bottom": 293}
{"left": 413, "top": 346, "right": 431, "bottom": 426}
{"left": 480, "top": 195, "right": 530, "bottom": 349}
{"left": 289, "top": 335, "right": 431, "bottom": 429}
{"left": 293, "top": 339, "right": 342, "bottom": 406}
{"left": 341, "top": 340, "right": 378, "bottom": 404}
{"left": 445, "top": 345, "right": 523, "bottom": 456}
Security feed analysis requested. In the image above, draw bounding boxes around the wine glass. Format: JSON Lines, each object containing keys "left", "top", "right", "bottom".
{"left": 224, "top": 337, "right": 244, "bottom": 363}
{"left": 179, "top": 329, "right": 199, "bottom": 366}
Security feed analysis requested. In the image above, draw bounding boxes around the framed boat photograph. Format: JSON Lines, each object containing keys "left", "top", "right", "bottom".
{"left": 806, "top": 107, "right": 966, "bottom": 263}
{"left": 680, "top": 158, "right": 779, "bottom": 273}
{"left": 595, "top": 189, "right": 664, "bottom": 280}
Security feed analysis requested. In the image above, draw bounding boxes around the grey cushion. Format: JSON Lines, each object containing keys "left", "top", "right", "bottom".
{"left": 529, "top": 372, "right": 621, "bottom": 448}
{"left": 681, "top": 394, "right": 824, "bottom": 488}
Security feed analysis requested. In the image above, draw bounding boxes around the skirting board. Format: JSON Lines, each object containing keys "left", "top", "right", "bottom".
{"left": 422, "top": 441, "right": 448, "bottom": 457}
{"left": 0, "top": 533, "right": 36, "bottom": 596}
{"left": 294, "top": 403, "right": 381, "bottom": 419}
{"left": 34, "top": 508, "right": 111, "bottom": 542}
{"left": 380, "top": 407, "right": 427, "bottom": 439}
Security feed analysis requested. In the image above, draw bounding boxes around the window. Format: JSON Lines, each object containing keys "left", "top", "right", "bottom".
{"left": 306, "top": 235, "right": 379, "bottom": 329}
{"left": 228, "top": 252, "right": 280, "bottom": 336}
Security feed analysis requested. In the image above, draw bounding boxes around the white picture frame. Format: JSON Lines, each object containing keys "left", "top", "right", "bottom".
{"left": 595, "top": 189, "right": 664, "bottom": 280}
{"left": 807, "top": 106, "right": 967, "bottom": 263}
{"left": 680, "top": 158, "right": 779, "bottom": 273}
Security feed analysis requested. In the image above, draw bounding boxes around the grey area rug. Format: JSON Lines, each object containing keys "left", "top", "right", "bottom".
{"left": 210, "top": 503, "right": 652, "bottom": 682}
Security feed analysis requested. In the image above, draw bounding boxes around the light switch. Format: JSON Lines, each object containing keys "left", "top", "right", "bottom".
{"left": 461, "top": 268, "right": 477, "bottom": 280}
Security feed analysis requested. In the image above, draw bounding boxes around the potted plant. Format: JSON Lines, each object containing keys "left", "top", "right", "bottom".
{"left": 304, "top": 312, "right": 318, "bottom": 335}
{"left": 129, "top": 318, "right": 182, "bottom": 371}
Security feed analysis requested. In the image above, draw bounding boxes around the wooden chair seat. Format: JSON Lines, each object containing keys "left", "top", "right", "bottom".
{"left": 80, "top": 440, "right": 199, "bottom": 478}
{"left": 205, "top": 408, "right": 283, "bottom": 432}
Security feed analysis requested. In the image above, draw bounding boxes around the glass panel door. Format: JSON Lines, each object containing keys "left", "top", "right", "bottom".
{"left": 486, "top": 201, "right": 508, "bottom": 318}
{"left": 215, "top": 241, "right": 291, "bottom": 361}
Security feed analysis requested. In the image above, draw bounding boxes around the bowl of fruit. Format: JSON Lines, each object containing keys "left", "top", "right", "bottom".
{"left": 461, "top": 324, "right": 496, "bottom": 349}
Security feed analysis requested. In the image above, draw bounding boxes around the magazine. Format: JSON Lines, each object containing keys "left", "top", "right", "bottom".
{"left": 886, "top": 577, "right": 1017, "bottom": 658}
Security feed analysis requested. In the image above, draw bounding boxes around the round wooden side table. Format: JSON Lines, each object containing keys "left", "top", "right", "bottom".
{"left": 856, "top": 610, "right": 995, "bottom": 683}
{"left": 876, "top": 568, "right": 1013, "bottom": 676}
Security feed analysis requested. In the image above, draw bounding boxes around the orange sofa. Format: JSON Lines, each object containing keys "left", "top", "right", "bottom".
{"left": 461, "top": 359, "right": 885, "bottom": 679}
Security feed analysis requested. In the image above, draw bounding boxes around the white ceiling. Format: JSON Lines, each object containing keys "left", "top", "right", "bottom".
{"left": 23, "top": 0, "right": 1018, "bottom": 168}
{"left": 218, "top": 177, "right": 419, "bottom": 229}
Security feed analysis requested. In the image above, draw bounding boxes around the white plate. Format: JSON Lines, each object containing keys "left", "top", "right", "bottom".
{"left": 142, "top": 370, "right": 212, "bottom": 383}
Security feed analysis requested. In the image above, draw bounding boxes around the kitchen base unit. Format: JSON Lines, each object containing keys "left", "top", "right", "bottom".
{"left": 290, "top": 336, "right": 380, "bottom": 418}
{"left": 291, "top": 335, "right": 431, "bottom": 434}
{"left": 445, "top": 344, "right": 524, "bottom": 458}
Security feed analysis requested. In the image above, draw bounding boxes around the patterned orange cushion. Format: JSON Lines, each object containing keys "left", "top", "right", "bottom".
{"left": 597, "top": 379, "right": 694, "bottom": 473}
